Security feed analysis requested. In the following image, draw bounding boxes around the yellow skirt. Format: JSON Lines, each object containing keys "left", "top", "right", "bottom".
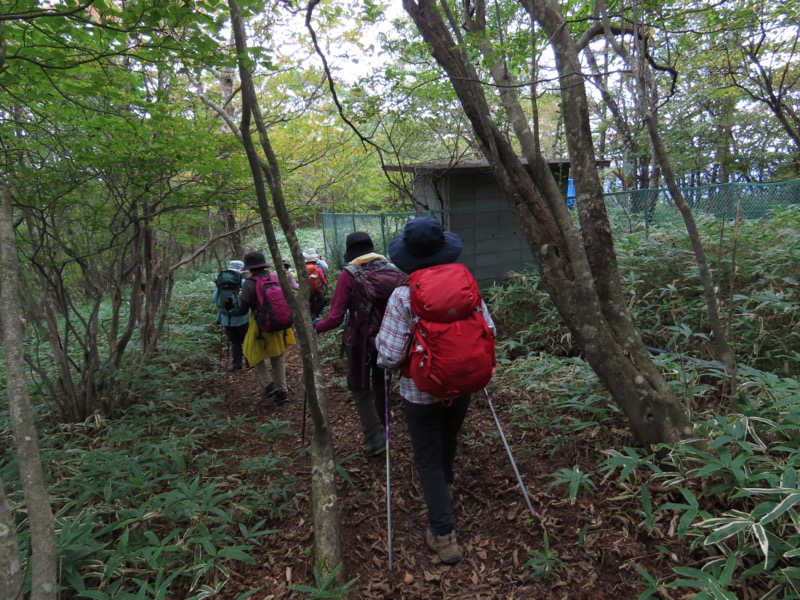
{"left": 243, "top": 313, "right": 296, "bottom": 364}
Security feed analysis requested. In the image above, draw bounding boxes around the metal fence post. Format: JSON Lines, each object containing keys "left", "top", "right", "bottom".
{"left": 381, "top": 213, "right": 387, "bottom": 256}
{"left": 321, "top": 214, "right": 328, "bottom": 265}
{"left": 728, "top": 182, "right": 734, "bottom": 220}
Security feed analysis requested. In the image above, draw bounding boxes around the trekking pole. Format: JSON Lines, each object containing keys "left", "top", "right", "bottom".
{"left": 384, "top": 370, "right": 393, "bottom": 576}
{"left": 222, "top": 304, "right": 232, "bottom": 405}
{"left": 301, "top": 391, "right": 308, "bottom": 446}
{"left": 483, "top": 387, "right": 542, "bottom": 527}
{"left": 224, "top": 335, "right": 231, "bottom": 405}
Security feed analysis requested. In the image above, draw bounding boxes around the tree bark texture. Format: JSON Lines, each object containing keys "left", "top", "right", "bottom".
{"left": 217, "top": 66, "right": 246, "bottom": 260}
{"left": 402, "top": 0, "right": 692, "bottom": 444}
{"left": 1, "top": 181, "right": 58, "bottom": 598}
{"left": 228, "top": 0, "right": 344, "bottom": 580}
{"left": 0, "top": 479, "right": 23, "bottom": 600}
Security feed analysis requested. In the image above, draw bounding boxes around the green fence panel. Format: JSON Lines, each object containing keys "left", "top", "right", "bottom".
{"left": 322, "top": 179, "right": 800, "bottom": 272}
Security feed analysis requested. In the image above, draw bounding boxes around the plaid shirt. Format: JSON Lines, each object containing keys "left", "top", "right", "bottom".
{"left": 376, "top": 285, "right": 496, "bottom": 405}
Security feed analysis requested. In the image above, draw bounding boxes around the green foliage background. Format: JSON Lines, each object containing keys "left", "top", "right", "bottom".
{"left": 2, "top": 212, "right": 799, "bottom": 597}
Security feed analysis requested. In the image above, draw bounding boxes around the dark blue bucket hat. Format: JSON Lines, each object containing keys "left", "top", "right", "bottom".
{"left": 389, "top": 217, "right": 463, "bottom": 274}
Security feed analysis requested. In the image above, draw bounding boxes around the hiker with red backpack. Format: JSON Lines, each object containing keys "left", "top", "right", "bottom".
{"left": 227, "top": 251, "right": 296, "bottom": 405}
{"left": 376, "top": 217, "right": 497, "bottom": 565}
{"left": 303, "top": 248, "right": 328, "bottom": 320}
{"left": 314, "top": 232, "right": 406, "bottom": 456}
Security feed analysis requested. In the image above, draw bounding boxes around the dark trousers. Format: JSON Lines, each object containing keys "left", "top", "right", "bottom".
{"left": 309, "top": 292, "right": 327, "bottom": 319}
{"left": 224, "top": 323, "right": 249, "bottom": 369}
{"left": 403, "top": 395, "right": 470, "bottom": 536}
{"left": 347, "top": 351, "right": 386, "bottom": 441}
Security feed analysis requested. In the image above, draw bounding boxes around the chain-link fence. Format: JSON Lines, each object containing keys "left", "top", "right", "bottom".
{"left": 322, "top": 178, "right": 800, "bottom": 278}
{"left": 321, "top": 211, "right": 416, "bottom": 272}
{"left": 604, "top": 179, "right": 800, "bottom": 235}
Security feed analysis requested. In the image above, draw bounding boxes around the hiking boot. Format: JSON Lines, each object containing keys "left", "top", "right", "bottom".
{"left": 264, "top": 382, "right": 279, "bottom": 399}
{"left": 426, "top": 528, "right": 462, "bottom": 564}
{"left": 229, "top": 365, "right": 243, "bottom": 372}
{"left": 274, "top": 389, "right": 289, "bottom": 405}
{"left": 365, "top": 431, "right": 386, "bottom": 457}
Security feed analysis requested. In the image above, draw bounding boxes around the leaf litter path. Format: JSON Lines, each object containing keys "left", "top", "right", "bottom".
{"left": 207, "top": 345, "right": 687, "bottom": 599}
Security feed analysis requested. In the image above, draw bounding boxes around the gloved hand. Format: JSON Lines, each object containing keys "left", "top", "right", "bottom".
{"left": 312, "top": 317, "right": 320, "bottom": 326}
{"left": 224, "top": 298, "right": 235, "bottom": 311}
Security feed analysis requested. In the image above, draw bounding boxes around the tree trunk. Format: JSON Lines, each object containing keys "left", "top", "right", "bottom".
{"left": 228, "top": 0, "right": 344, "bottom": 580}
{"left": 586, "top": 0, "right": 738, "bottom": 390}
{"left": 1, "top": 180, "right": 57, "bottom": 599}
{"left": 621, "top": 2, "right": 739, "bottom": 392}
{"left": 217, "top": 66, "right": 246, "bottom": 260}
{"left": 0, "top": 478, "right": 23, "bottom": 600}
{"left": 641, "top": 109, "right": 739, "bottom": 390}
{"left": 403, "top": 0, "right": 692, "bottom": 444}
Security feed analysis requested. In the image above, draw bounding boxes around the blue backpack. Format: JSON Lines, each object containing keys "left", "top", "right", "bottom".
{"left": 215, "top": 270, "right": 242, "bottom": 313}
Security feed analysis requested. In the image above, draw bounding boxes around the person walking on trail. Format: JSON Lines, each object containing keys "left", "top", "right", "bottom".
{"left": 213, "top": 260, "right": 249, "bottom": 372}
{"left": 314, "top": 232, "right": 406, "bottom": 457}
{"left": 306, "top": 247, "right": 328, "bottom": 277}
{"left": 303, "top": 248, "right": 328, "bottom": 320}
{"left": 376, "top": 217, "right": 497, "bottom": 566}
{"left": 282, "top": 259, "right": 300, "bottom": 291}
{"left": 227, "top": 251, "right": 296, "bottom": 405}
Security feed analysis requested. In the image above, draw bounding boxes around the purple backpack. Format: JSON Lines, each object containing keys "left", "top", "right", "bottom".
{"left": 343, "top": 260, "right": 406, "bottom": 351}
{"left": 251, "top": 274, "right": 293, "bottom": 333}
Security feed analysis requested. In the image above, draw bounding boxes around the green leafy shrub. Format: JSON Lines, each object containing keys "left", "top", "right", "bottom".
{"left": 547, "top": 465, "right": 596, "bottom": 504}
{"left": 523, "top": 531, "right": 565, "bottom": 580}
{"left": 488, "top": 206, "right": 800, "bottom": 378}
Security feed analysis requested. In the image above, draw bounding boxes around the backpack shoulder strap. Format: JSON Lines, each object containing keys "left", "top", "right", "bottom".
{"left": 346, "top": 258, "right": 390, "bottom": 278}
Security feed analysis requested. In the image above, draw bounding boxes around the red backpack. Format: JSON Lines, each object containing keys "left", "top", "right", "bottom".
{"left": 251, "top": 274, "right": 293, "bottom": 333}
{"left": 402, "top": 263, "right": 496, "bottom": 400}
{"left": 306, "top": 263, "right": 325, "bottom": 294}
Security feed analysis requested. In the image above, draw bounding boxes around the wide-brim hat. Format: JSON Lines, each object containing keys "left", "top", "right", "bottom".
{"left": 227, "top": 260, "right": 245, "bottom": 273}
{"left": 344, "top": 231, "right": 375, "bottom": 263}
{"left": 303, "top": 248, "right": 319, "bottom": 263}
{"left": 389, "top": 217, "right": 463, "bottom": 274}
{"left": 242, "top": 251, "right": 272, "bottom": 271}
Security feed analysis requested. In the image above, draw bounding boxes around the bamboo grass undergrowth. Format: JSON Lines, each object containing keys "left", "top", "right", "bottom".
{"left": 2, "top": 264, "right": 298, "bottom": 599}
{"left": 489, "top": 207, "right": 800, "bottom": 597}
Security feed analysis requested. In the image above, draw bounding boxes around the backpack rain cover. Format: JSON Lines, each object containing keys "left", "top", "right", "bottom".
{"left": 403, "top": 263, "right": 496, "bottom": 399}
